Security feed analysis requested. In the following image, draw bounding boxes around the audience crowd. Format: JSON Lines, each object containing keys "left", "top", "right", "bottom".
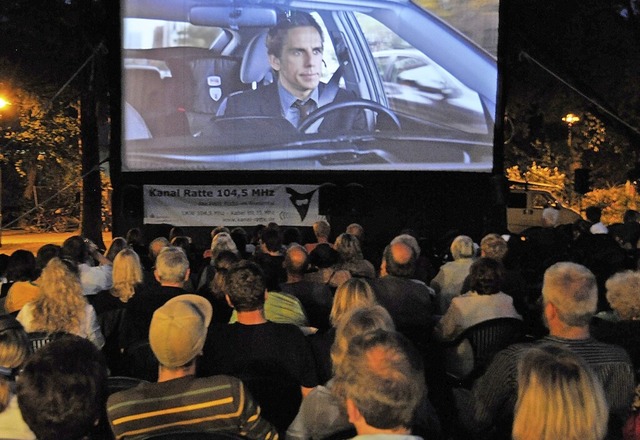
{"left": 0, "top": 207, "right": 639, "bottom": 440}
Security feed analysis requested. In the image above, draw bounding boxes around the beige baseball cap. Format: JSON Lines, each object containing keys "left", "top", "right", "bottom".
{"left": 149, "top": 294, "right": 213, "bottom": 368}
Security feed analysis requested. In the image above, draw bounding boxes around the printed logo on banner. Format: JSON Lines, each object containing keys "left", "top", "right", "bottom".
{"left": 285, "top": 187, "right": 317, "bottom": 221}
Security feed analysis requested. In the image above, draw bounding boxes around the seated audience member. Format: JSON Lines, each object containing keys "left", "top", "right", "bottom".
{"left": 333, "top": 329, "right": 428, "bottom": 440}
{"left": 199, "top": 261, "right": 318, "bottom": 398}
{"left": 391, "top": 232, "right": 436, "bottom": 284}
{"left": 309, "top": 277, "right": 379, "bottom": 384}
{"left": 434, "top": 258, "right": 522, "bottom": 378}
{"left": 145, "top": 236, "right": 170, "bottom": 273}
{"left": 228, "top": 285, "right": 310, "bottom": 329}
{"left": 430, "top": 235, "right": 475, "bottom": 314}
{"left": 170, "top": 235, "right": 199, "bottom": 291}
{"left": 61, "top": 235, "right": 113, "bottom": 296}
{"left": 280, "top": 244, "right": 333, "bottom": 330}
{"left": 231, "top": 227, "right": 252, "bottom": 258}
{"left": 305, "top": 243, "right": 351, "bottom": 289}
{"left": 122, "top": 246, "right": 191, "bottom": 348}
{"left": 252, "top": 226, "right": 287, "bottom": 291}
{"left": 91, "top": 248, "right": 143, "bottom": 374}
{"left": 586, "top": 205, "right": 608, "bottom": 234}
{"left": 0, "top": 315, "right": 35, "bottom": 440}
{"left": 198, "top": 250, "right": 240, "bottom": 324}
{"left": 333, "top": 233, "right": 376, "bottom": 279}
{"left": 370, "top": 241, "right": 434, "bottom": 346}
{"left": 283, "top": 227, "right": 303, "bottom": 248}
{"left": 17, "top": 335, "right": 110, "bottom": 440}
{"left": 125, "top": 227, "right": 147, "bottom": 262}
{"left": 458, "top": 262, "right": 634, "bottom": 438}
{"left": 608, "top": 209, "right": 640, "bottom": 253}
{"left": 104, "top": 237, "right": 128, "bottom": 262}
{"left": 513, "top": 344, "right": 608, "bottom": 440}
{"left": 197, "top": 231, "right": 240, "bottom": 291}
{"left": 305, "top": 220, "right": 331, "bottom": 253}
{"left": 287, "top": 305, "right": 396, "bottom": 440}
{"left": 108, "top": 295, "right": 277, "bottom": 440}
{"left": 591, "top": 270, "right": 640, "bottom": 374}
{"left": 17, "top": 258, "right": 104, "bottom": 349}
{"left": 3, "top": 250, "right": 37, "bottom": 315}
{"left": 461, "top": 233, "right": 527, "bottom": 316}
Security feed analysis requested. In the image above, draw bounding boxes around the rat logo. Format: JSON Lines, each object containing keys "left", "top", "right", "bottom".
{"left": 285, "top": 187, "right": 317, "bottom": 221}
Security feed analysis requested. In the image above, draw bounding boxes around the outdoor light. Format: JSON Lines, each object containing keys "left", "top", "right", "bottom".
{"left": 562, "top": 113, "right": 581, "bottom": 171}
{"left": 562, "top": 113, "right": 580, "bottom": 126}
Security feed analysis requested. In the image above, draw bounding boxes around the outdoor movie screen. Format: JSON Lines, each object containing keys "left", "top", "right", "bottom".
{"left": 121, "top": 0, "right": 499, "bottom": 172}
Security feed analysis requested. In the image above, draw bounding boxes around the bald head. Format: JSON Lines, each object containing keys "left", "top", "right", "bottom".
{"left": 383, "top": 242, "right": 416, "bottom": 278}
{"left": 285, "top": 244, "right": 309, "bottom": 278}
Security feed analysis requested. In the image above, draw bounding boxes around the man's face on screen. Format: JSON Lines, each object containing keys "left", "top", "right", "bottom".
{"left": 269, "top": 26, "right": 324, "bottom": 100}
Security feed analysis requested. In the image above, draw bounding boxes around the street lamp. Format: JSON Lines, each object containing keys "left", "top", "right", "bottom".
{"left": 562, "top": 113, "right": 581, "bottom": 171}
{"left": 0, "top": 96, "right": 10, "bottom": 248}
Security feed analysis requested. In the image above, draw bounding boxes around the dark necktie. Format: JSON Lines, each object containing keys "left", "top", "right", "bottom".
{"left": 292, "top": 99, "right": 316, "bottom": 124}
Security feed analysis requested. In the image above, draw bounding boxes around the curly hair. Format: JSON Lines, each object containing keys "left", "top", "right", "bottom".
{"left": 111, "top": 249, "right": 143, "bottom": 303}
{"left": 31, "top": 258, "right": 86, "bottom": 335}
{"left": 605, "top": 270, "right": 640, "bottom": 320}
{"left": 334, "top": 233, "right": 363, "bottom": 263}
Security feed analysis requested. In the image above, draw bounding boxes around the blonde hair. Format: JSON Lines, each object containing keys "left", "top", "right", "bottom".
{"left": 605, "top": 270, "right": 640, "bottom": 320}
{"left": 330, "top": 305, "right": 395, "bottom": 372}
{"left": 31, "top": 258, "right": 86, "bottom": 335}
{"left": 111, "top": 249, "right": 143, "bottom": 303}
{"left": 513, "top": 344, "right": 608, "bottom": 440}
{"left": 0, "top": 321, "right": 30, "bottom": 412}
{"left": 330, "top": 278, "right": 377, "bottom": 326}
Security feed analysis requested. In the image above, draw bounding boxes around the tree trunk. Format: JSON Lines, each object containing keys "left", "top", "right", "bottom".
{"left": 81, "top": 59, "right": 105, "bottom": 249}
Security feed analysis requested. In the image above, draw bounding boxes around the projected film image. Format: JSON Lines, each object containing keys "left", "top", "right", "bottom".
{"left": 121, "top": 0, "right": 499, "bottom": 172}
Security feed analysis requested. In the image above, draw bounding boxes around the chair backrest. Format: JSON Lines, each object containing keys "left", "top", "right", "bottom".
{"left": 463, "top": 317, "right": 524, "bottom": 376}
{"left": 107, "top": 376, "right": 149, "bottom": 396}
{"left": 27, "top": 331, "right": 69, "bottom": 353}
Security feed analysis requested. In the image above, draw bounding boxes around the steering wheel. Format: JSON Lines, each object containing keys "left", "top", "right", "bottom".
{"left": 298, "top": 99, "right": 401, "bottom": 133}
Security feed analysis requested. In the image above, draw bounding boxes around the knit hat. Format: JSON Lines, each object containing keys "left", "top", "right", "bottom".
{"left": 149, "top": 294, "right": 213, "bottom": 368}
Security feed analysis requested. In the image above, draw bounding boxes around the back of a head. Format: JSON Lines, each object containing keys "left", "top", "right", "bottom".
{"left": 384, "top": 242, "right": 416, "bottom": 278}
{"left": 6, "top": 249, "right": 36, "bottom": 282}
{"left": 450, "top": 235, "right": 475, "bottom": 260}
{"left": 169, "top": 226, "right": 185, "bottom": 242}
{"left": 513, "top": 344, "right": 608, "bottom": 440}
{"left": 313, "top": 220, "right": 331, "bottom": 240}
{"left": 210, "top": 232, "right": 239, "bottom": 257}
{"left": 331, "top": 305, "right": 395, "bottom": 371}
{"left": 585, "top": 206, "right": 602, "bottom": 223}
{"left": 334, "top": 233, "right": 362, "bottom": 262}
{"left": 309, "top": 243, "right": 339, "bottom": 268}
{"left": 346, "top": 223, "right": 364, "bottom": 241}
{"left": 285, "top": 244, "right": 308, "bottom": 276}
{"left": 261, "top": 227, "right": 283, "bottom": 253}
{"left": 225, "top": 260, "right": 266, "bottom": 312}
{"left": 148, "top": 237, "right": 170, "bottom": 262}
{"left": 468, "top": 257, "right": 504, "bottom": 295}
{"left": 391, "top": 234, "right": 421, "bottom": 258}
{"left": 334, "top": 330, "right": 425, "bottom": 431}
{"left": 17, "top": 335, "right": 108, "bottom": 440}
{"left": 112, "top": 248, "right": 143, "bottom": 302}
{"left": 155, "top": 246, "right": 189, "bottom": 285}
{"left": 61, "top": 235, "right": 88, "bottom": 264}
{"left": 542, "top": 262, "right": 597, "bottom": 327}
{"left": 125, "top": 227, "right": 143, "bottom": 245}
{"left": 36, "top": 244, "right": 61, "bottom": 275}
{"left": 604, "top": 270, "right": 640, "bottom": 320}
{"left": 0, "top": 315, "right": 30, "bottom": 412}
{"left": 210, "top": 251, "right": 241, "bottom": 296}
{"left": 623, "top": 209, "right": 640, "bottom": 224}
{"left": 542, "top": 207, "right": 560, "bottom": 228}
{"left": 105, "top": 237, "right": 128, "bottom": 262}
{"left": 330, "top": 277, "right": 377, "bottom": 326}
{"left": 480, "top": 233, "right": 508, "bottom": 261}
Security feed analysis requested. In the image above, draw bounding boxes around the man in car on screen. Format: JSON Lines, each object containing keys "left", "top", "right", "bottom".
{"left": 221, "top": 11, "right": 367, "bottom": 132}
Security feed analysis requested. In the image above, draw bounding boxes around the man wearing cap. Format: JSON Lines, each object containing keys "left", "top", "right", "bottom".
{"left": 107, "top": 294, "right": 278, "bottom": 440}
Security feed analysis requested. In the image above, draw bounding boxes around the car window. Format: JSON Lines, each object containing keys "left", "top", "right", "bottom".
{"left": 507, "top": 192, "right": 527, "bottom": 209}
{"left": 532, "top": 192, "right": 554, "bottom": 209}
{"left": 123, "top": 19, "right": 222, "bottom": 49}
{"left": 354, "top": 12, "right": 489, "bottom": 135}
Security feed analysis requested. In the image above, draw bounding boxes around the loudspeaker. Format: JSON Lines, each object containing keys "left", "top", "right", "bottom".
{"left": 574, "top": 168, "right": 591, "bottom": 195}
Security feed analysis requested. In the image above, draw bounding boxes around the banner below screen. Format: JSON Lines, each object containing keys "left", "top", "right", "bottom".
{"left": 143, "top": 184, "right": 324, "bottom": 227}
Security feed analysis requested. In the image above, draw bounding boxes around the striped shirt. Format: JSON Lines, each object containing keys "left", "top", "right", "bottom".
{"left": 462, "top": 336, "right": 635, "bottom": 434}
{"left": 107, "top": 374, "right": 278, "bottom": 440}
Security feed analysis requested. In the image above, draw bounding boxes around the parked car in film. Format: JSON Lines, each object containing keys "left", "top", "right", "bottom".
{"left": 121, "top": 0, "right": 499, "bottom": 171}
